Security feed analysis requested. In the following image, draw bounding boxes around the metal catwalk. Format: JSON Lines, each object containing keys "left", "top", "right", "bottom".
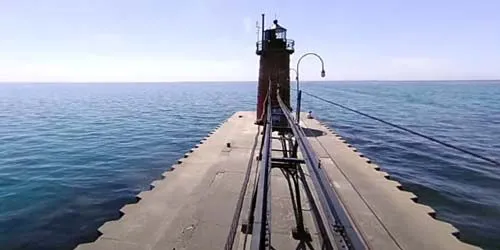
{"left": 244, "top": 88, "right": 367, "bottom": 250}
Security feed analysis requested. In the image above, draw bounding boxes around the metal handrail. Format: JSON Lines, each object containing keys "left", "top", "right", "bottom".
{"left": 256, "top": 39, "right": 295, "bottom": 54}
{"left": 251, "top": 84, "right": 273, "bottom": 250}
{"left": 277, "top": 92, "right": 367, "bottom": 250}
{"left": 286, "top": 39, "right": 295, "bottom": 51}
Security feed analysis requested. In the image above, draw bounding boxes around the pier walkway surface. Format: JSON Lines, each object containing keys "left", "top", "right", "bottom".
{"left": 76, "top": 111, "right": 478, "bottom": 250}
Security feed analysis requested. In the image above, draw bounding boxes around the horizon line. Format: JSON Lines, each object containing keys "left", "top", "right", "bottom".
{"left": 1, "top": 79, "right": 500, "bottom": 84}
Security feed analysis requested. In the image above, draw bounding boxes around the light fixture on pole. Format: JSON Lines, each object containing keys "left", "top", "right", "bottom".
{"left": 295, "top": 53, "right": 326, "bottom": 122}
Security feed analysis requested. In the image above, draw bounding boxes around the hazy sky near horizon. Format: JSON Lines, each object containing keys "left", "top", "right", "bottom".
{"left": 1, "top": 0, "right": 499, "bottom": 82}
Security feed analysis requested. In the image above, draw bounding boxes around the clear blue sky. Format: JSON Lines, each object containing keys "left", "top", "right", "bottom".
{"left": 1, "top": 0, "right": 499, "bottom": 82}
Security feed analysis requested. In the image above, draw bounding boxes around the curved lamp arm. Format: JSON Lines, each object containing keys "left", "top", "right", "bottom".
{"left": 295, "top": 52, "right": 326, "bottom": 123}
{"left": 296, "top": 52, "right": 326, "bottom": 89}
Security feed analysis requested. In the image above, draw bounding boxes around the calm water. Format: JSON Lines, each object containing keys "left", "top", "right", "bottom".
{"left": 0, "top": 82, "right": 499, "bottom": 249}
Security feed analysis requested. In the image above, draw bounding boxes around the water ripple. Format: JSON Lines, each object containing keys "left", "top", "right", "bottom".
{"left": 301, "top": 81, "right": 500, "bottom": 249}
{"left": 1, "top": 82, "right": 499, "bottom": 249}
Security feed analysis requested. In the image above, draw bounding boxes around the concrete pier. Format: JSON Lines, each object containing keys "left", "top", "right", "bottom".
{"left": 300, "top": 115, "right": 478, "bottom": 250}
{"left": 76, "top": 111, "right": 478, "bottom": 250}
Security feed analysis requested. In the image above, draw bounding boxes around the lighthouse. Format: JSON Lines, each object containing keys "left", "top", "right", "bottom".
{"left": 255, "top": 15, "right": 295, "bottom": 124}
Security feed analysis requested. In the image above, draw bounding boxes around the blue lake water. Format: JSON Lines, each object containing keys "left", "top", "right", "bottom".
{"left": 0, "top": 82, "right": 499, "bottom": 249}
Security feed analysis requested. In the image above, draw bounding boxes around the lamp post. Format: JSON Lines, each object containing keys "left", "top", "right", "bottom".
{"left": 295, "top": 53, "right": 326, "bottom": 122}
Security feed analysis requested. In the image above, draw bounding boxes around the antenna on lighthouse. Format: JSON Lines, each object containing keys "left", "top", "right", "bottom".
{"left": 256, "top": 21, "right": 260, "bottom": 42}
{"left": 261, "top": 14, "right": 265, "bottom": 42}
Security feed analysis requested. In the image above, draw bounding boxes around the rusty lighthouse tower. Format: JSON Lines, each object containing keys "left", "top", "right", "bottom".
{"left": 255, "top": 14, "right": 294, "bottom": 124}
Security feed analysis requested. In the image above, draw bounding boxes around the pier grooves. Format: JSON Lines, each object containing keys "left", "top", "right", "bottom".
{"left": 311, "top": 117, "right": 462, "bottom": 239}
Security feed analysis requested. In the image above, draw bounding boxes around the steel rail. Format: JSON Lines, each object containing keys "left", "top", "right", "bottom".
{"left": 250, "top": 95, "right": 273, "bottom": 250}
{"left": 277, "top": 94, "right": 367, "bottom": 250}
{"left": 224, "top": 125, "right": 261, "bottom": 250}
